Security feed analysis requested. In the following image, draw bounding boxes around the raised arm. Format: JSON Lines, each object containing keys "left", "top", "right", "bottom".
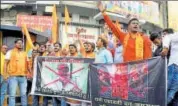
{"left": 76, "top": 28, "right": 86, "bottom": 56}
{"left": 97, "top": 1, "right": 125, "bottom": 43}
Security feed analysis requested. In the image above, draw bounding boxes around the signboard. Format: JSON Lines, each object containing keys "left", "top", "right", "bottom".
{"left": 104, "top": 1, "right": 160, "bottom": 26}
{"left": 61, "top": 24, "right": 99, "bottom": 47}
{"left": 16, "top": 14, "right": 52, "bottom": 33}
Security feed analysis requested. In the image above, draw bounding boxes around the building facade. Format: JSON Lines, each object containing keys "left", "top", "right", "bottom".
{"left": 1, "top": 1, "right": 168, "bottom": 46}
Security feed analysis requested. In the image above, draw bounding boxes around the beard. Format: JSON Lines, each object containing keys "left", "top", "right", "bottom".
{"left": 54, "top": 49, "right": 59, "bottom": 52}
{"left": 86, "top": 49, "right": 92, "bottom": 53}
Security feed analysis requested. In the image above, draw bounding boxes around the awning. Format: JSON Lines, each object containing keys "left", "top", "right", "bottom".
{"left": 0, "top": 25, "right": 21, "bottom": 31}
{"left": 93, "top": 12, "right": 164, "bottom": 32}
{"left": 93, "top": 12, "right": 146, "bottom": 25}
{"left": 0, "top": 25, "right": 50, "bottom": 37}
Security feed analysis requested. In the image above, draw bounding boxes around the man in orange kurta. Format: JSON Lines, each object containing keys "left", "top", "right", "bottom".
{"left": 4, "top": 39, "right": 30, "bottom": 106}
{"left": 98, "top": 2, "right": 152, "bottom": 62}
{"left": 77, "top": 28, "right": 95, "bottom": 58}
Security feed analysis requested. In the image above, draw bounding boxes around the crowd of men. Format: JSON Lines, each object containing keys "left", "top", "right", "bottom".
{"left": 1, "top": 2, "right": 178, "bottom": 106}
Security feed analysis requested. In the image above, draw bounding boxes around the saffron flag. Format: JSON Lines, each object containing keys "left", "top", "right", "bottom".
{"left": 64, "top": 5, "right": 71, "bottom": 33}
{"left": 52, "top": 4, "right": 59, "bottom": 43}
{"left": 22, "top": 24, "right": 34, "bottom": 52}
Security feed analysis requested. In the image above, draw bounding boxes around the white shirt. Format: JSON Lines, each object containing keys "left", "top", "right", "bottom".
{"left": 163, "top": 32, "right": 178, "bottom": 66}
{"left": 5, "top": 50, "right": 12, "bottom": 60}
{"left": 5, "top": 50, "right": 29, "bottom": 61}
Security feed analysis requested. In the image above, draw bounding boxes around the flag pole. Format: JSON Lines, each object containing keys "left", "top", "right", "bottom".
{"left": 22, "top": 27, "right": 25, "bottom": 51}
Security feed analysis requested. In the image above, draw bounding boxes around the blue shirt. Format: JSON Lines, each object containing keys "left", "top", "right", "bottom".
{"left": 27, "top": 49, "right": 33, "bottom": 58}
{"left": 114, "top": 45, "right": 123, "bottom": 63}
{"left": 95, "top": 47, "right": 113, "bottom": 63}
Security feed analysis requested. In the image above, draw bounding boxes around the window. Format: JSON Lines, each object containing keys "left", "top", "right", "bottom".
{"left": 79, "top": 16, "right": 89, "bottom": 23}
{"left": 61, "top": 13, "right": 72, "bottom": 18}
{"left": 43, "top": 12, "right": 52, "bottom": 16}
{"left": 99, "top": 19, "right": 105, "bottom": 24}
{"left": 31, "top": 11, "right": 37, "bottom": 15}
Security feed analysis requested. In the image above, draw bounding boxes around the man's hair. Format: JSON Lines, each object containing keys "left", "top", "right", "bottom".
{"left": 98, "top": 37, "right": 107, "bottom": 48}
{"left": 69, "top": 44, "right": 77, "bottom": 50}
{"left": 128, "top": 18, "right": 139, "bottom": 25}
{"left": 83, "top": 42, "right": 88, "bottom": 45}
{"left": 40, "top": 43, "right": 46, "bottom": 48}
{"left": 162, "top": 28, "right": 174, "bottom": 34}
{"left": 14, "top": 38, "right": 23, "bottom": 44}
{"left": 150, "top": 33, "right": 160, "bottom": 41}
{"left": 33, "top": 42, "right": 40, "bottom": 47}
{"left": 54, "top": 42, "right": 62, "bottom": 48}
{"left": 88, "top": 42, "right": 95, "bottom": 52}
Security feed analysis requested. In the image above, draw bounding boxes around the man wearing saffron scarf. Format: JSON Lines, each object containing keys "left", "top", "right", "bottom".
{"left": 97, "top": 2, "right": 152, "bottom": 62}
{"left": 4, "top": 39, "right": 30, "bottom": 106}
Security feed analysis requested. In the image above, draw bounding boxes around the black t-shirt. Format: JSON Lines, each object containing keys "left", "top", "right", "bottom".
{"left": 153, "top": 44, "right": 171, "bottom": 61}
{"left": 153, "top": 45, "right": 163, "bottom": 57}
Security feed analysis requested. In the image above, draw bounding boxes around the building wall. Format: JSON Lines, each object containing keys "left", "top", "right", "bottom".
{"left": 1, "top": 1, "right": 168, "bottom": 34}
{"left": 1, "top": 4, "right": 102, "bottom": 44}
{"left": 167, "top": 1, "right": 178, "bottom": 31}
{"left": 160, "top": 1, "right": 168, "bottom": 29}
{"left": 1, "top": 5, "right": 33, "bottom": 25}
{"left": 1, "top": 3, "right": 100, "bottom": 26}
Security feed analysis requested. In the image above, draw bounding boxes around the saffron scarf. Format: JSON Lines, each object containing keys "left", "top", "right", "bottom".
{"left": 123, "top": 33, "right": 144, "bottom": 61}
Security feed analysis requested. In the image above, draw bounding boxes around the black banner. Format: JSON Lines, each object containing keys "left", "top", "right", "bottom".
{"left": 90, "top": 57, "right": 166, "bottom": 106}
